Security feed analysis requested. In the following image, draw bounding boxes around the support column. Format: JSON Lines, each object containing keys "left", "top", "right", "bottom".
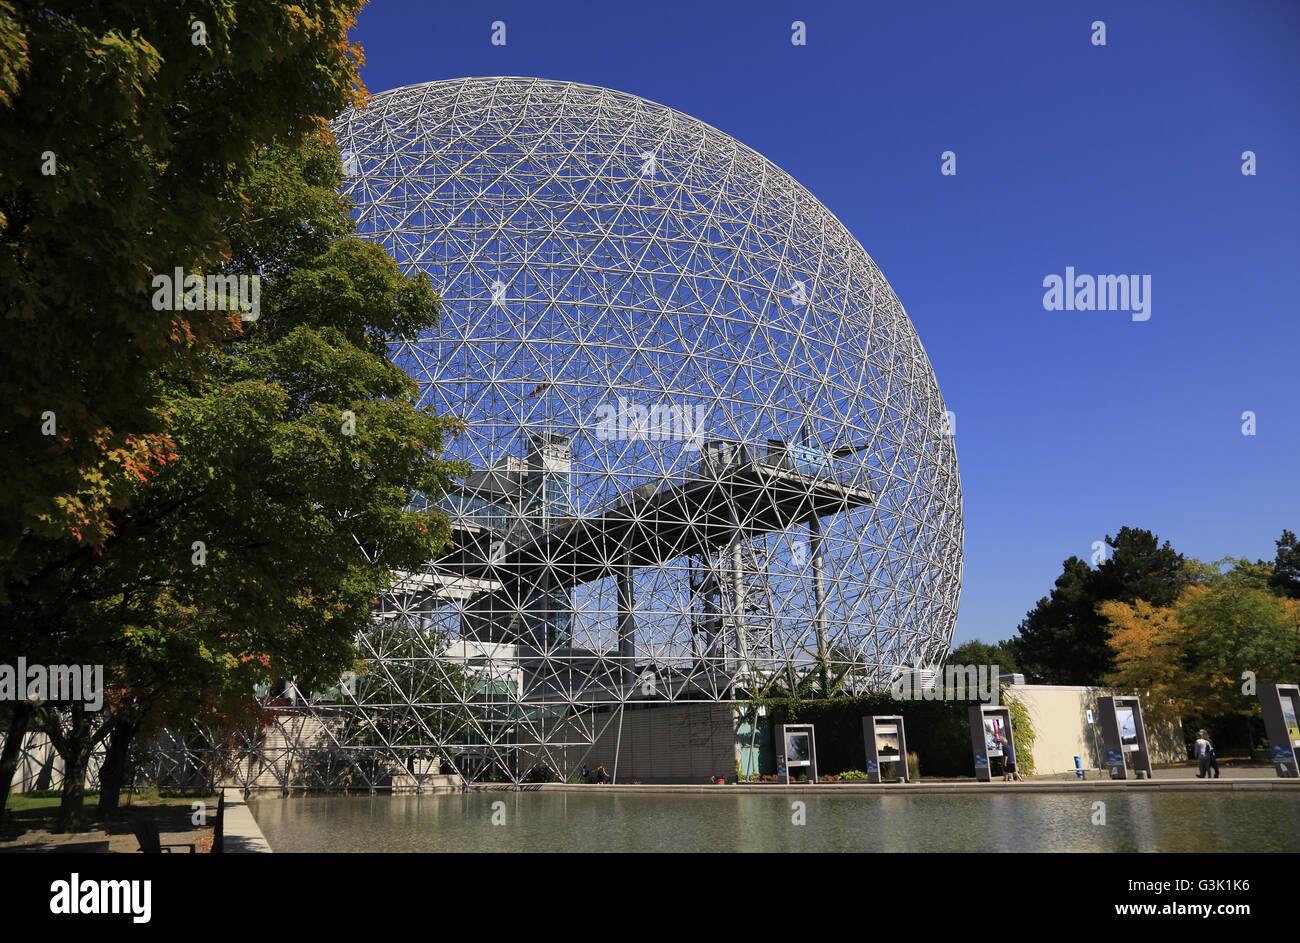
{"left": 809, "top": 513, "right": 828, "bottom": 669}
{"left": 617, "top": 550, "right": 635, "bottom": 687}
{"left": 730, "top": 501, "right": 749, "bottom": 668}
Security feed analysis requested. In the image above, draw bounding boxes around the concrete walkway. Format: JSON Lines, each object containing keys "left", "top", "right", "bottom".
{"left": 221, "top": 789, "right": 272, "bottom": 853}
{"left": 1034, "top": 762, "right": 1278, "bottom": 782}
{"left": 513, "top": 770, "right": 1300, "bottom": 796}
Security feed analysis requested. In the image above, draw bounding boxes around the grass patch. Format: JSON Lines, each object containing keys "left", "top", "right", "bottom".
{"left": 6, "top": 792, "right": 95, "bottom": 814}
{"left": 2, "top": 790, "right": 212, "bottom": 840}
{"left": 15, "top": 788, "right": 100, "bottom": 800}
{"left": 2, "top": 792, "right": 99, "bottom": 838}
{"left": 158, "top": 788, "right": 218, "bottom": 799}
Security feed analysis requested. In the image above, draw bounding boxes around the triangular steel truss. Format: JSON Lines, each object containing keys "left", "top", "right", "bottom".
{"left": 150, "top": 78, "right": 963, "bottom": 790}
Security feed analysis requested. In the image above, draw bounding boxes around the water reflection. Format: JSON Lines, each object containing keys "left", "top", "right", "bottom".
{"left": 247, "top": 792, "right": 1300, "bottom": 853}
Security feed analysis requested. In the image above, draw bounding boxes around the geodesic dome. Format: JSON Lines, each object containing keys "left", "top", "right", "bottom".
{"left": 333, "top": 76, "right": 962, "bottom": 704}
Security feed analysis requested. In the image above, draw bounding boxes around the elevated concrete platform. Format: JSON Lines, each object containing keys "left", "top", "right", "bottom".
{"left": 426, "top": 457, "right": 873, "bottom": 601}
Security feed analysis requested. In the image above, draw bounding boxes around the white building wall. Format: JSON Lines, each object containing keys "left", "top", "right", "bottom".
{"left": 2, "top": 731, "right": 105, "bottom": 794}
{"left": 1008, "top": 684, "right": 1185, "bottom": 775}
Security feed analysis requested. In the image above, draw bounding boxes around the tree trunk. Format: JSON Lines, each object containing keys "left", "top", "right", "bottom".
{"left": 50, "top": 703, "right": 97, "bottom": 833}
{"left": 0, "top": 702, "right": 34, "bottom": 817}
{"left": 96, "top": 719, "right": 139, "bottom": 817}
{"left": 56, "top": 746, "right": 94, "bottom": 833}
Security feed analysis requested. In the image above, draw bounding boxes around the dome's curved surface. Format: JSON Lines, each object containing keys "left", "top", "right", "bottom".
{"left": 334, "top": 76, "right": 962, "bottom": 690}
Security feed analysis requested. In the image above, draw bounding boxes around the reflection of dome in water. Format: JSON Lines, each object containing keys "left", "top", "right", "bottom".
{"left": 334, "top": 76, "right": 963, "bottom": 695}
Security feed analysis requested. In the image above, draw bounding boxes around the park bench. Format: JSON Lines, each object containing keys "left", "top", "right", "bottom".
{"left": 131, "top": 818, "right": 194, "bottom": 854}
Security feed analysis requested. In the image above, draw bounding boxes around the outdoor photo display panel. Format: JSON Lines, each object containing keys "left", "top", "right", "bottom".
{"left": 1259, "top": 683, "right": 1300, "bottom": 777}
{"left": 968, "top": 705, "right": 1014, "bottom": 782}
{"left": 774, "top": 723, "right": 818, "bottom": 784}
{"left": 1096, "top": 695, "right": 1153, "bottom": 779}
{"left": 862, "top": 715, "right": 909, "bottom": 783}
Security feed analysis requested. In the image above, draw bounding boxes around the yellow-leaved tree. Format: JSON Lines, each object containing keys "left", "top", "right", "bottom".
{"left": 1098, "top": 593, "right": 1194, "bottom": 728}
{"left": 1101, "top": 559, "right": 1300, "bottom": 743}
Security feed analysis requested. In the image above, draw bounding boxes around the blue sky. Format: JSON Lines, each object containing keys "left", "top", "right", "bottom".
{"left": 348, "top": 0, "right": 1300, "bottom": 647}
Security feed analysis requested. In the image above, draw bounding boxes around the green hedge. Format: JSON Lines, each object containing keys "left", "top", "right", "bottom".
{"left": 760, "top": 694, "right": 975, "bottom": 777}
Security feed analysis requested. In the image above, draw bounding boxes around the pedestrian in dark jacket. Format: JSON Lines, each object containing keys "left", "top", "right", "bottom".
{"left": 1194, "top": 729, "right": 1218, "bottom": 778}
{"left": 1205, "top": 731, "right": 1220, "bottom": 778}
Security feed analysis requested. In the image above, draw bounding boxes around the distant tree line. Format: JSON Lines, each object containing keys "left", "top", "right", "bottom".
{"left": 950, "top": 527, "right": 1300, "bottom": 754}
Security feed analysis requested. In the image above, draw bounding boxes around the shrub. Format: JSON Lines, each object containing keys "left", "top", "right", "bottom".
{"left": 761, "top": 694, "right": 973, "bottom": 777}
{"left": 1003, "top": 688, "right": 1036, "bottom": 775}
{"left": 522, "top": 765, "right": 560, "bottom": 783}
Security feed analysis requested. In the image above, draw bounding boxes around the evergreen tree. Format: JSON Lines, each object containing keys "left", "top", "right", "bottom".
{"left": 1269, "top": 530, "right": 1300, "bottom": 599}
{"left": 948, "top": 638, "right": 1019, "bottom": 675}
{"left": 1009, "top": 528, "right": 1186, "bottom": 684}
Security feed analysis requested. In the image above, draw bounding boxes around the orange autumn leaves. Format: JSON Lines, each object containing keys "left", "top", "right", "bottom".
{"left": 1100, "top": 573, "right": 1300, "bottom": 725}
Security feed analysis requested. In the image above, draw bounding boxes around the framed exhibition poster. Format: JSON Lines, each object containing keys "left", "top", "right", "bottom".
{"left": 875, "top": 723, "right": 901, "bottom": 763}
{"left": 786, "top": 731, "right": 811, "bottom": 764}
{"left": 984, "top": 716, "right": 1005, "bottom": 756}
{"left": 1116, "top": 706, "right": 1140, "bottom": 752}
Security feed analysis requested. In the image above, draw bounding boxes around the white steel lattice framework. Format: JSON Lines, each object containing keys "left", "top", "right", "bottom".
{"left": 165, "top": 77, "right": 963, "bottom": 790}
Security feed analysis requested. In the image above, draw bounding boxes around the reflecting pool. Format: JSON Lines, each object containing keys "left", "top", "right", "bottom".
{"left": 248, "top": 791, "right": 1300, "bottom": 853}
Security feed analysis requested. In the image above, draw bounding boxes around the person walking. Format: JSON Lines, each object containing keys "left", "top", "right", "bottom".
{"left": 998, "top": 736, "right": 1023, "bottom": 782}
{"left": 1204, "top": 731, "right": 1221, "bottom": 779}
{"left": 1194, "top": 729, "right": 1212, "bottom": 778}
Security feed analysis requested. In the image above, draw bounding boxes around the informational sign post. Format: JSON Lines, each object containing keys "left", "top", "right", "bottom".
{"left": 968, "top": 705, "right": 1014, "bottom": 782}
{"left": 862, "top": 715, "right": 909, "bottom": 784}
{"left": 1096, "top": 695, "right": 1153, "bottom": 779}
{"left": 1259, "top": 683, "right": 1300, "bottom": 778}
{"left": 774, "top": 723, "right": 818, "bottom": 784}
